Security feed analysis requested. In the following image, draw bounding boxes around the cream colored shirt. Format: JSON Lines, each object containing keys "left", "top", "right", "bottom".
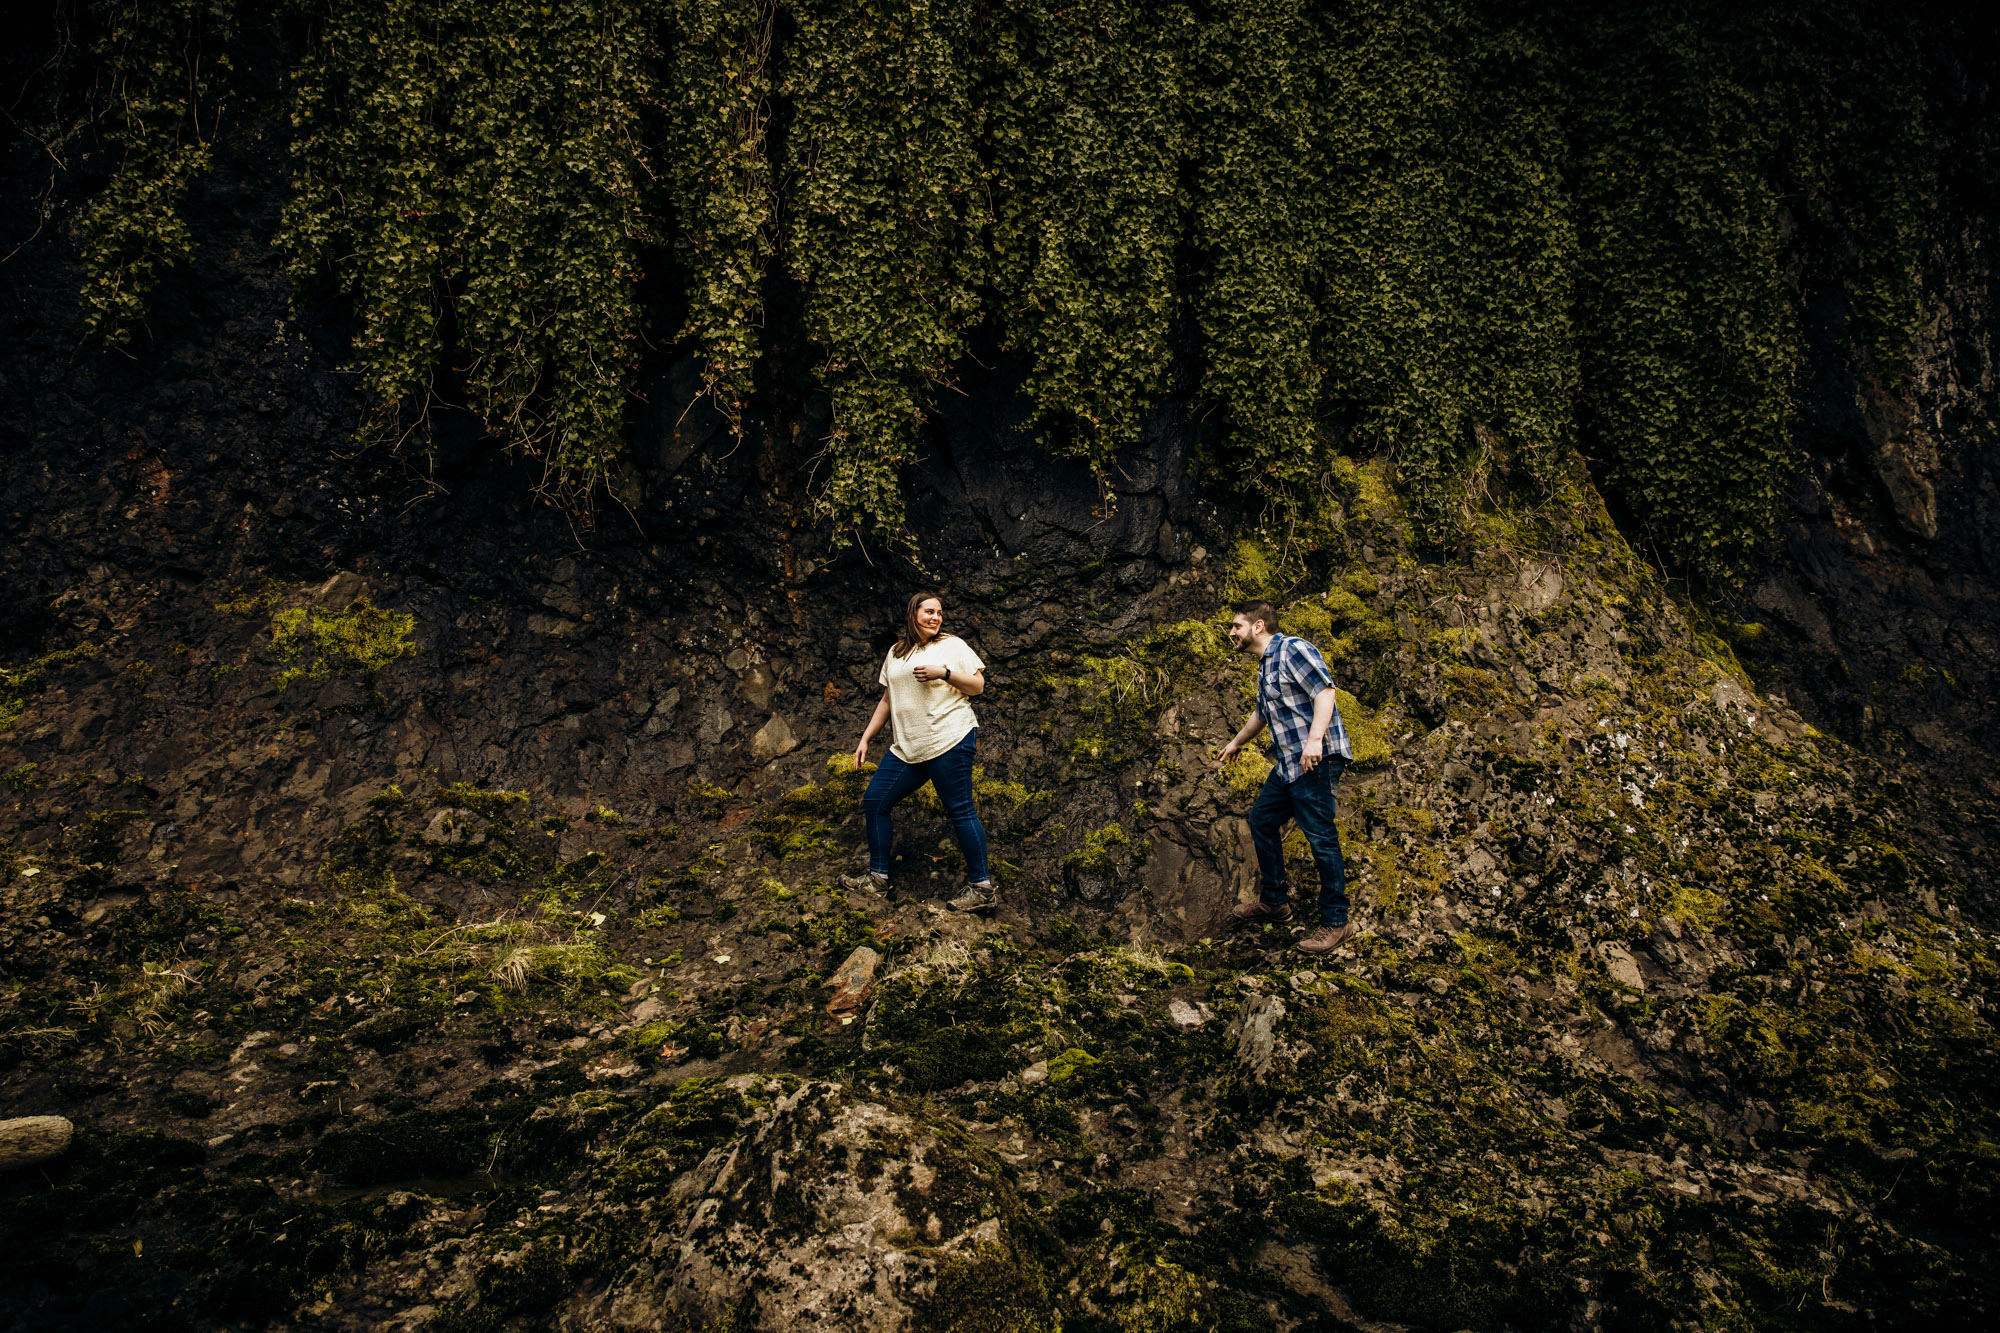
{"left": 879, "top": 635, "right": 985, "bottom": 763}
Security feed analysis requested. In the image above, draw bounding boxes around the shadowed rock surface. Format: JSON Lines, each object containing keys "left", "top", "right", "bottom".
{"left": 3, "top": 12, "right": 2000, "bottom": 1333}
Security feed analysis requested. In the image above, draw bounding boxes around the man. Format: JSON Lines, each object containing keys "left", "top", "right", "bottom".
{"left": 1217, "top": 600, "right": 1357, "bottom": 955}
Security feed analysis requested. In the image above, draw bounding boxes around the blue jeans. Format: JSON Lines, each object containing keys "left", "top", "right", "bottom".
{"left": 862, "top": 729, "right": 991, "bottom": 884}
{"left": 1248, "top": 756, "right": 1349, "bottom": 926}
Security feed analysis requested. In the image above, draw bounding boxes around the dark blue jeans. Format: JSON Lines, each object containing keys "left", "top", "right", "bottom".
{"left": 862, "top": 728, "right": 991, "bottom": 884}
{"left": 1248, "top": 756, "right": 1349, "bottom": 926}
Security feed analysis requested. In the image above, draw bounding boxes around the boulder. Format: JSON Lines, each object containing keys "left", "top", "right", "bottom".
{"left": 597, "top": 1079, "right": 1052, "bottom": 1331}
{"left": 0, "top": 1115, "right": 74, "bottom": 1170}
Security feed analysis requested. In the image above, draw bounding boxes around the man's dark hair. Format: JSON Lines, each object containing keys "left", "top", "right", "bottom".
{"left": 1233, "top": 600, "right": 1280, "bottom": 633}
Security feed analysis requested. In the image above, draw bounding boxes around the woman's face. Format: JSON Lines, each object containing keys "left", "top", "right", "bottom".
{"left": 916, "top": 598, "right": 944, "bottom": 639}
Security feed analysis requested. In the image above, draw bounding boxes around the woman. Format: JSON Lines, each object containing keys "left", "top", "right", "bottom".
{"left": 851, "top": 592, "right": 994, "bottom": 910}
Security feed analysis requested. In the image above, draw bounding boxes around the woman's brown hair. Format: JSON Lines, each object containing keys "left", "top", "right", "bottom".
{"left": 892, "top": 591, "right": 951, "bottom": 659}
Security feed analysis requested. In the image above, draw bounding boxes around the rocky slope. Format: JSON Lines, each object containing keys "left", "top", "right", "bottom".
{"left": 4, "top": 22, "right": 2000, "bottom": 1333}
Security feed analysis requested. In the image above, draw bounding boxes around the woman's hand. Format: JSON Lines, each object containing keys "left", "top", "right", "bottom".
{"left": 853, "top": 738, "right": 870, "bottom": 768}
{"left": 912, "top": 663, "right": 949, "bottom": 683}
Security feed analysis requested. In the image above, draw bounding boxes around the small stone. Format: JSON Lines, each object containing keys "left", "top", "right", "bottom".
{"left": 750, "top": 714, "right": 798, "bottom": 762}
{"left": 0, "top": 1115, "right": 74, "bottom": 1170}
{"left": 421, "top": 808, "right": 486, "bottom": 846}
{"left": 825, "top": 946, "right": 881, "bottom": 1020}
{"left": 1020, "top": 1060, "right": 1049, "bottom": 1085}
{"left": 724, "top": 648, "right": 751, "bottom": 672}
{"left": 1604, "top": 944, "right": 1645, "bottom": 991}
{"left": 1166, "top": 999, "right": 1211, "bottom": 1031}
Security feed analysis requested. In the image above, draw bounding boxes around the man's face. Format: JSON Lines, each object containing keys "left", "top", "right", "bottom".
{"left": 1227, "top": 614, "right": 1259, "bottom": 650}
{"left": 916, "top": 599, "right": 944, "bottom": 639}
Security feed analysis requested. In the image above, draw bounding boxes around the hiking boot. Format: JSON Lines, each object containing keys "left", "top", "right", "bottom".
{"left": 948, "top": 882, "right": 995, "bottom": 914}
{"left": 841, "top": 871, "right": 889, "bottom": 892}
{"left": 1296, "top": 922, "right": 1356, "bottom": 955}
{"left": 1230, "top": 899, "right": 1294, "bottom": 927}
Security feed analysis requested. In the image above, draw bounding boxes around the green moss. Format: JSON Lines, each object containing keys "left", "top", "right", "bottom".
{"left": 1045, "top": 1046, "right": 1100, "bottom": 1085}
{"left": 0, "top": 642, "right": 101, "bottom": 731}
{"left": 1222, "top": 538, "right": 1280, "bottom": 603}
{"left": 1063, "top": 823, "right": 1129, "bottom": 875}
{"left": 212, "top": 577, "right": 299, "bottom": 616}
{"left": 925, "top": 1240, "right": 1062, "bottom": 1333}
{"left": 1335, "top": 689, "right": 1392, "bottom": 769}
{"left": 271, "top": 599, "right": 416, "bottom": 693}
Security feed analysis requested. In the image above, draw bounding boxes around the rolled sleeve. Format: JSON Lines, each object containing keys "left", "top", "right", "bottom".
{"left": 1286, "top": 641, "right": 1334, "bottom": 695}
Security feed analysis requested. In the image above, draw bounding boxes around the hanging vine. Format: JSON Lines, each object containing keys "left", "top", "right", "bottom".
{"left": 281, "top": 0, "right": 664, "bottom": 508}
{"left": 981, "top": 0, "right": 1190, "bottom": 474}
{"left": 661, "top": 0, "right": 777, "bottom": 431}
{"left": 1188, "top": 0, "right": 1329, "bottom": 495}
{"left": 76, "top": 0, "right": 237, "bottom": 347}
{"left": 73, "top": 0, "right": 1943, "bottom": 568}
{"left": 782, "top": 0, "right": 988, "bottom": 542}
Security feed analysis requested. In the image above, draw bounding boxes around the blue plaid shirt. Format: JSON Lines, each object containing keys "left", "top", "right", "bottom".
{"left": 1256, "top": 634, "right": 1349, "bottom": 784}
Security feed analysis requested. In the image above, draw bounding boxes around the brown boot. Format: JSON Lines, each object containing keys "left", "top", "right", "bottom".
{"left": 1296, "top": 922, "right": 1356, "bottom": 955}
{"left": 1230, "top": 899, "right": 1294, "bottom": 927}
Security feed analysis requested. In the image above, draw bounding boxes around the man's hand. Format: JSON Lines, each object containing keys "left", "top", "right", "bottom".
{"left": 1301, "top": 736, "right": 1324, "bottom": 772}
{"left": 1218, "top": 740, "right": 1241, "bottom": 765}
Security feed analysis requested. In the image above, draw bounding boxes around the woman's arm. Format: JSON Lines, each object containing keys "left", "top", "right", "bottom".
{"left": 854, "top": 692, "right": 892, "bottom": 766}
{"left": 911, "top": 661, "right": 983, "bottom": 697}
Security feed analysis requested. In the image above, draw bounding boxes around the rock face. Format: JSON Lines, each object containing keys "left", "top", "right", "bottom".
{"left": 590, "top": 1080, "right": 1046, "bottom": 1331}
{"left": 0, "top": 1117, "right": 72, "bottom": 1170}
{"left": 0, "top": 28, "right": 1998, "bottom": 1333}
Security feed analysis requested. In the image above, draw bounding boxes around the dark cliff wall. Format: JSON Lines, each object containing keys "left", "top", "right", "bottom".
{"left": 3, "top": 10, "right": 2000, "bottom": 1333}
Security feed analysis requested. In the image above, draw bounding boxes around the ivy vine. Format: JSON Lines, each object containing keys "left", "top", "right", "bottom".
{"left": 281, "top": 0, "right": 663, "bottom": 508}
{"left": 782, "top": 0, "right": 988, "bottom": 542}
{"left": 77, "top": 0, "right": 238, "bottom": 347}
{"left": 74, "top": 0, "right": 1946, "bottom": 571}
{"left": 661, "top": 0, "right": 777, "bottom": 432}
{"left": 982, "top": 0, "right": 1190, "bottom": 474}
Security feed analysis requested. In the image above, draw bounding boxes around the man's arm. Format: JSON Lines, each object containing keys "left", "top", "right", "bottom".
{"left": 1300, "top": 686, "right": 1337, "bottom": 771}
{"left": 1217, "top": 712, "right": 1266, "bottom": 764}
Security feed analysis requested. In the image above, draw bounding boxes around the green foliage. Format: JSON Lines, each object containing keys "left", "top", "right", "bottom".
{"left": 281, "top": 0, "right": 664, "bottom": 510}
{"left": 1062, "top": 822, "right": 1128, "bottom": 875}
{"left": 76, "top": 0, "right": 1939, "bottom": 565}
{"left": 783, "top": 0, "right": 988, "bottom": 542}
{"left": 270, "top": 599, "right": 416, "bottom": 692}
{"left": 435, "top": 782, "right": 529, "bottom": 820}
{"left": 77, "top": 1, "right": 236, "bottom": 346}
{"left": 662, "top": 0, "right": 777, "bottom": 429}
{"left": 1567, "top": 2, "right": 1932, "bottom": 572}
{"left": 983, "top": 0, "right": 1189, "bottom": 472}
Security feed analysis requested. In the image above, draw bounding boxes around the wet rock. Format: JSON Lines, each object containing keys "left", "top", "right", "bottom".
{"left": 1515, "top": 560, "right": 1564, "bottom": 613}
{"left": 603, "top": 1080, "right": 1048, "bottom": 1331}
{"left": 825, "top": 945, "right": 880, "bottom": 1024}
{"left": 1233, "top": 995, "right": 1287, "bottom": 1083}
{"left": 1858, "top": 381, "right": 1939, "bottom": 540}
{"left": 1604, "top": 945, "right": 1645, "bottom": 992}
{"left": 421, "top": 807, "right": 487, "bottom": 846}
{"left": 750, "top": 714, "right": 797, "bottom": 762}
{"left": 0, "top": 1115, "right": 74, "bottom": 1169}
